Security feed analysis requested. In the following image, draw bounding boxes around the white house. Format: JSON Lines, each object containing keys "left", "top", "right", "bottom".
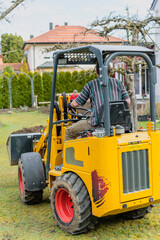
{"left": 151, "top": 0, "right": 160, "bottom": 102}
{"left": 22, "top": 24, "right": 127, "bottom": 73}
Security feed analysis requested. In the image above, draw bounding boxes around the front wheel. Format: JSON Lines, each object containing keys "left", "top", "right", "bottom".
{"left": 18, "top": 160, "right": 43, "bottom": 204}
{"left": 51, "top": 172, "right": 96, "bottom": 234}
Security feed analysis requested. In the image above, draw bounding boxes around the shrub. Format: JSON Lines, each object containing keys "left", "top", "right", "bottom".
{"left": 11, "top": 73, "right": 19, "bottom": 108}
{"left": 42, "top": 72, "right": 52, "bottom": 101}
{"left": 71, "top": 71, "right": 79, "bottom": 92}
{"left": 22, "top": 59, "right": 28, "bottom": 73}
{"left": 0, "top": 76, "right": 3, "bottom": 109}
{"left": 2, "top": 74, "right": 9, "bottom": 108}
{"left": 56, "top": 71, "right": 65, "bottom": 93}
{"left": 33, "top": 73, "right": 44, "bottom": 102}
{"left": 64, "top": 71, "right": 72, "bottom": 93}
{"left": 75, "top": 70, "right": 86, "bottom": 92}
{"left": 18, "top": 73, "right": 31, "bottom": 107}
{"left": 2, "top": 65, "right": 14, "bottom": 75}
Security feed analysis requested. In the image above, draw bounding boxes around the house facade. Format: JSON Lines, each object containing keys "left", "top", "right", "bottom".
{"left": 151, "top": 0, "right": 160, "bottom": 102}
{"left": 22, "top": 24, "right": 127, "bottom": 73}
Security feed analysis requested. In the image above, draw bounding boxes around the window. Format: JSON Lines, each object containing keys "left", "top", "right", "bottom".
{"left": 115, "top": 63, "right": 125, "bottom": 82}
{"left": 134, "top": 64, "right": 149, "bottom": 99}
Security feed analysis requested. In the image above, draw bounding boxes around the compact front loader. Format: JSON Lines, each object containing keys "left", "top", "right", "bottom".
{"left": 7, "top": 45, "right": 160, "bottom": 234}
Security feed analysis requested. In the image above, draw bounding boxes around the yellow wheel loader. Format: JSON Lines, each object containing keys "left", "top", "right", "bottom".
{"left": 7, "top": 45, "right": 160, "bottom": 234}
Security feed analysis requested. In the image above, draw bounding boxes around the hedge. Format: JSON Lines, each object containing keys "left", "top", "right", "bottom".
{"left": 42, "top": 72, "right": 52, "bottom": 101}
{"left": 0, "top": 76, "right": 3, "bottom": 108}
{"left": 33, "top": 73, "right": 44, "bottom": 102}
{"left": 2, "top": 74, "right": 9, "bottom": 108}
{"left": 11, "top": 73, "right": 19, "bottom": 108}
{"left": 0, "top": 70, "right": 96, "bottom": 109}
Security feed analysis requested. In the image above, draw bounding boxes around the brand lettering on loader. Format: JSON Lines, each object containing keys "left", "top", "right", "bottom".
{"left": 91, "top": 170, "right": 110, "bottom": 208}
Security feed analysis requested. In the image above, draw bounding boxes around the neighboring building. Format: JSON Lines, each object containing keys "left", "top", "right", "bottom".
{"left": 22, "top": 24, "right": 127, "bottom": 73}
{"left": 0, "top": 55, "right": 30, "bottom": 73}
{"left": 151, "top": 0, "right": 160, "bottom": 102}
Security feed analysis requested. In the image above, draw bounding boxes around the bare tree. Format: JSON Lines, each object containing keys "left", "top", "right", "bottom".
{"left": 0, "top": 0, "right": 25, "bottom": 22}
{"left": 90, "top": 9, "right": 160, "bottom": 131}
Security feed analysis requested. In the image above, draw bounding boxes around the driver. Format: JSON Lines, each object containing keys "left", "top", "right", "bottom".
{"left": 65, "top": 63, "right": 130, "bottom": 141}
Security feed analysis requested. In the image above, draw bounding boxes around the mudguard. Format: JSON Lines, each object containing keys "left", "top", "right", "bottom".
{"left": 21, "top": 152, "right": 46, "bottom": 191}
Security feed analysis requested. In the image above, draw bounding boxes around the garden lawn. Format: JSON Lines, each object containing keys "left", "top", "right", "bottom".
{"left": 0, "top": 112, "right": 160, "bottom": 240}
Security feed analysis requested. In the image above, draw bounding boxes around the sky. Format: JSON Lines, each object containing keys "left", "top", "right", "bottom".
{"left": 0, "top": 0, "right": 154, "bottom": 41}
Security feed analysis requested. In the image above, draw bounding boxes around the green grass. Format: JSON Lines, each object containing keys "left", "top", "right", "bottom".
{"left": 0, "top": 112, "right": 160, "bottom": 239}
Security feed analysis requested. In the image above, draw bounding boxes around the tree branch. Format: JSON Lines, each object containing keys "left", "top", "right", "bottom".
{"left": 0, "top": 0, "right": 25, "bottom": 21}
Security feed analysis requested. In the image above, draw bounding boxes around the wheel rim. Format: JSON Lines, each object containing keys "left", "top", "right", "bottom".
{"left": 19, "top": 168, "right": 23, "bottom": 195}
{"left": 55, "top": 188, "right": 74, "bottom": 223}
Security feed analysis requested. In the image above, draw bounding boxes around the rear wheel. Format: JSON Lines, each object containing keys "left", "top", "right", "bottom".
{"left": 18, "top": 160, "right": 43, "bottom": 204}
{"left": 51, "top": 172, "right": 96, "bottom": 234}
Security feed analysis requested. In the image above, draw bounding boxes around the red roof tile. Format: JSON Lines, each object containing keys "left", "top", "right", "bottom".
{"left": 24, "top": 25, "right": 126, "bottom": 45}
{"left": 0, "top": 62, "right": 30, "bottom": 71}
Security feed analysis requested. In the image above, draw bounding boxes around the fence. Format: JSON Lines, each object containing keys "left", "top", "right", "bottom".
{"left": 0, "top": 70, "right": 97, "bottom": 109}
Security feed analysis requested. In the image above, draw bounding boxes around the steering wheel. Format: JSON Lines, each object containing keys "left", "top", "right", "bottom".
{"left": 68, "top": 105, "right": 91, "bottom": 120}
{"left": 62, "top": 92, "right": 91, "bottom": 120}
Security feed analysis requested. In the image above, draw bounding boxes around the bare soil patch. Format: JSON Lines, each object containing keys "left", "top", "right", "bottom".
{"left": 11, "top": 125, "right": 46, "bottom": 134}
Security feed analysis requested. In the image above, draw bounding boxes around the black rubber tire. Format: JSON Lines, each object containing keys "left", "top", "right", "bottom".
{"left": 122, "top": 206, "right": 152, "bottom": 220}
{"left": 51, "top": 172, "right": 96, "bottom": 235}
{"left": 18, "top": 160, "right": 43, "bottom": 204}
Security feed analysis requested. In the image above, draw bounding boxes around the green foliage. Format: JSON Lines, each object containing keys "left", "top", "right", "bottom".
{"left": 75, "top": 70, "right": 86, "bottom": 92}
{"left": 33, "top": 73, "right": 44, "bottom": 102}
{"left": 0, "top": 69, "right": 97, "bottom": 109}
{"left": 42, "top": 72, "right": 52, "bottom": 101}
{"left": 2, "top": 74, "right": 9, "bottom": 108}
{"left": 18, "top": 73, "right": 31, "bottom": 107}
{"left": 11, "top": 73, "right": 19, "bottom": 108}
{"left": 1, "top": 33, "right": 24, "bottom": 63}
{"left": 0, "top": 76, "right": 3, "bottom": 109}
{"left": 20, "top": 59, "right": 28, "bottom": 73}
{"left": 56, "top": 71, "right": 65, "bottom": 93}
{"left": 2, "top": 65, "right": 14, "bottom": 75}
{"left": 64, "top": 71, "right": 72, "bottom": 92}
{"left": 28, "top": 71, "right": 34, "bottom": 78}
{"left": 71, "top": 70, "right": 79, "bottom": 91}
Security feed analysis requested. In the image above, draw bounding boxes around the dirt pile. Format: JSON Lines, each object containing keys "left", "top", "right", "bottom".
{"left": 39, "top": 106, "right": 50, "bottom": 115}
{"left": 11, "top": 125, "right": 46, "bottom": 134}
{"left": 6, "top": 125, "right": 46, "bottom": 146}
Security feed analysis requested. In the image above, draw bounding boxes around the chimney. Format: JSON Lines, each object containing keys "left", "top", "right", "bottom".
{"left": 30, "top": 35, "right": 34, "bottom": 39}
{"left": 55, "top": 25, "right": 59, "bottom": 28}
{"left": 64, "top": 22, "right": 68, "bottom": 26}
{"left": 49, "top": 22, "right": 53, "bottom": 30}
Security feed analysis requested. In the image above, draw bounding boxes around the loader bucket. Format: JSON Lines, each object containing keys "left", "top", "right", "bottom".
{"left": 7, "top": 133, "right": 42, "bottom": 166}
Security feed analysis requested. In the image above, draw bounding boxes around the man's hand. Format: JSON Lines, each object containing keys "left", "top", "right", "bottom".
{"left": 70, "top": 100, "right": 79, "bottom": 108}
{"left": 67, "top": 102, "right": 72, "bottom": 109}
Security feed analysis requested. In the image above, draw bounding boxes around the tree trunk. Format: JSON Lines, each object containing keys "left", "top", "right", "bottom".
{"left": 125, "top": 73, "right": 137, "bottom": 132}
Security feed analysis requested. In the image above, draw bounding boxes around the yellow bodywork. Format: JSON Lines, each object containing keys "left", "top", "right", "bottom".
{"left": 34, "top": 96, "right": 160, "bottom": 218}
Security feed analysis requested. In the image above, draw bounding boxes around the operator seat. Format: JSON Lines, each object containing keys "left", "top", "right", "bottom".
{"left": 110, "top": 100, "right": 132, "bottom": 132}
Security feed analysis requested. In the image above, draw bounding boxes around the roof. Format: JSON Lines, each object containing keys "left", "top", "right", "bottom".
{"left": 37, "top": 61, "right": 53, "bottom": 69}
{"left": 150, "top": 0, "right": 158, "bottom": 10}
{"left": 0, "top": 62, "right": 30, "bottom": 71}
{"left": 23, "top": 25, "right": 126, "bottom": 50}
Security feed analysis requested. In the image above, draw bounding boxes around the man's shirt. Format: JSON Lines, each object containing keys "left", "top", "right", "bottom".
{"left": 75, "top": 78, "right": 129, "bottom": 126}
